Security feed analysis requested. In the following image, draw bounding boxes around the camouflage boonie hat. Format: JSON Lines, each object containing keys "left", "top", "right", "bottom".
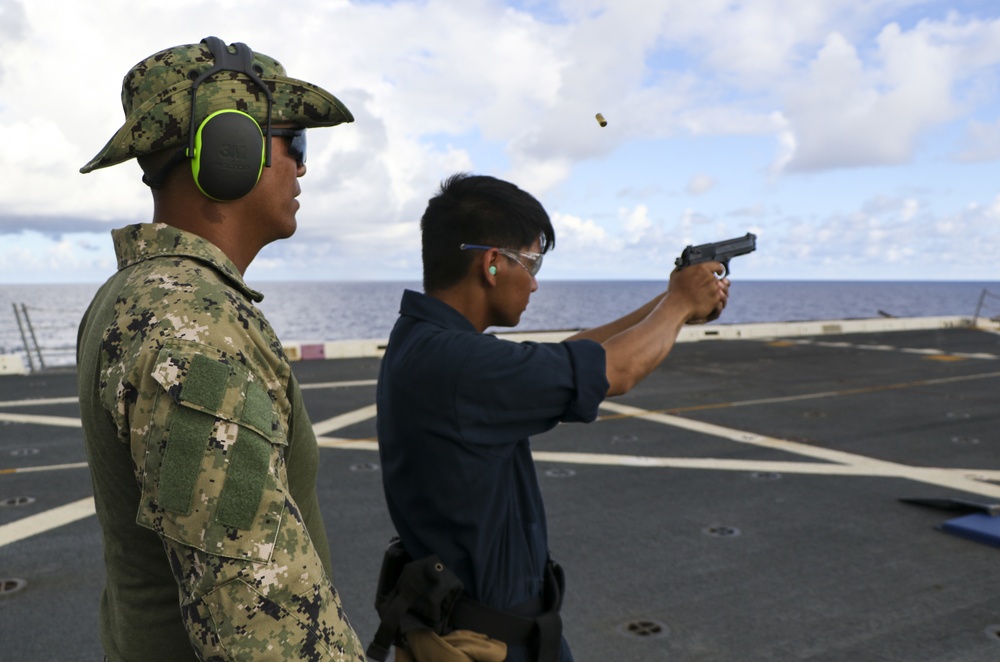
{"left": 80, "top": 37, "right": 353, "bottom": 173}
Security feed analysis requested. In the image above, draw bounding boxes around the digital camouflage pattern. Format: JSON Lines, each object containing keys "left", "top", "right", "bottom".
{"left": 77, "top": 223, "right": 364, "bottom": 661}
{"left": 80, "top": 38, "right": 353, "bottom": 173}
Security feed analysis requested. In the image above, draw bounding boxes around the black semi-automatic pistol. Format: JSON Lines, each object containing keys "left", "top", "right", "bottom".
{"left": 675, "top": 232, "right": 757, "bottom": 277}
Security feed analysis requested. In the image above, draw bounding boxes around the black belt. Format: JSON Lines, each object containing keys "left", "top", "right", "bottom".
{"left": 367, "top": 538, "right": 565, "bottom": 662}
{"left": 448, "top": 560, "right": 565, "bottom": 662}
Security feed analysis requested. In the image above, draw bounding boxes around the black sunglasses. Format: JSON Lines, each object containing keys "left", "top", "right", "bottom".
{"left": 270, "top": 128, "right": 306, "bottom": 166}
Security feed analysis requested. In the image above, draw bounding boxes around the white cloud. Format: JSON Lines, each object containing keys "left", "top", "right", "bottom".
{"left": 783, "top": 29, "right": 935, "bottom": 170}
{"left": 2, "top": 0, "right": 1000, "bottom": 282}
{"left": 956, "top": 118, "right": 1000, "bottom": 162}
{"left": 620, "top": 204, "right": 652, "bottom": 243}
{"left": 0, "top": 231, "right": 116, "bottom": 281}
{"left": 747, "top": 193, "right": 1000, "bottom": 279}
{"left": 551, "top": 211, "right": 616, "bottom": 249}
{"left": 728, "top": 203, "right": 768, "bottom": 218}
{"left": 779, "top": 14, "right": 1000, "bottom": 172}
{"left": 685, "top": 174, "right": 716, "bottom": 195}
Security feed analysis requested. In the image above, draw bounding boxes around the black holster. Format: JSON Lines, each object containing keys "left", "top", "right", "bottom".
{"left": 367, "top": 537, "right": 464, "bottom": 661}
{"left": 367, "top": 537, "right": 566, "bottom": 662}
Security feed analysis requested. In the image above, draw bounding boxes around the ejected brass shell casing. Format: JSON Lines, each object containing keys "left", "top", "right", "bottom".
{"left": 595, "top": 112, "right": 607, "bottom": 127}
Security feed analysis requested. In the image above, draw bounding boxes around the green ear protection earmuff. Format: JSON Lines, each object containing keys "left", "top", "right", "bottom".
{"left": 489, "top": 265, "right": 497, "bottom": 275}
{"left": 143, "top": 37, "right": 275, "bottom": 201}
{"left": 190, "top": 109, "right": 266, "bottom": 201}
{"left": 187, "top": 37, "right": 274, "bottom": 201}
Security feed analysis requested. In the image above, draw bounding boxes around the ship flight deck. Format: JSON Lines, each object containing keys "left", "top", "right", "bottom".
{"left": 1, "top": 320, "right": 999, "bottom": 661}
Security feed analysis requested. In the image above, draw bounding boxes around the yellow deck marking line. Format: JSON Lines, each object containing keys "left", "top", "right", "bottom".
{"left": 311, "top": 404, "right": 378, "bottom": 436}
{"left": 316, "top": 437, "right": 379, "bottom": 450}
{"left": 300, "top": 379, "right": 377, "bottom": 390}
{"left": 598, "top": 400, "right": 1000, "bottom": 498}
{"left": 0, "top": 396, "right": 79, "bottom": 408}
{"left": 775, "top": 338, "right": 998, "bottom": 360}
{"left": 530, "top": 454, "right": 866, "bottom": 474}
{"left": 0, "top": 412, "right": 82, "bottom": 427}
{"left": 0, "top": 496, "right": 96, "bottom": 548}
{"left": 0, "top": 462, "right": 89, "bottom": 475}
{"left": 528, "top": 452, "right": 1000, "bottom": 482}
{"left": 599, "top": 401, "right": 899, "bottom": 468}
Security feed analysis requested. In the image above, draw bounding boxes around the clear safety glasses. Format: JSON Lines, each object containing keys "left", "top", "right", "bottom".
{"left": 459, "top": 244, "right": 544, "bottom": 277}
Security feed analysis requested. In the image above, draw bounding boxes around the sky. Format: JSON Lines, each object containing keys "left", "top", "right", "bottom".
{"left": 1, "top": 0, "right": 1000, "bottom": 284}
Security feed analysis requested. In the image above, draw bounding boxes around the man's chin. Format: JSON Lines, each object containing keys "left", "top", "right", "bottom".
{"left": 504, "top": 313, "right": 523, "bottom": 328}
{"left": 265, "top": 219, "right": 298, "bottom": 245}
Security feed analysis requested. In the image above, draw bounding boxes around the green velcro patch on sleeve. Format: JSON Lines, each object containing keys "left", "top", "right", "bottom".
{"left": 215, "top": 428, "right": 271, "bottom": 530}
{"left": 242, "top": 380, "right": 273, "bottom": 432}
{"left": 181, "top": 354, "right": 230, "bottom": 411}
{"left": 160, "top": 407, "right": 213, "bottom": 514}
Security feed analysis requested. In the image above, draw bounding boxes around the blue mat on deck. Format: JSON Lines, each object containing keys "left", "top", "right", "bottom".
{"left": 940, "top": 513, "right": 1000, "bottom": 549}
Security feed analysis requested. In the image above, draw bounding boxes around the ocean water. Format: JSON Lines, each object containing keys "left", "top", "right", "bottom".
{"left": 2, "top": 280, "right": 998, "bottom": 367}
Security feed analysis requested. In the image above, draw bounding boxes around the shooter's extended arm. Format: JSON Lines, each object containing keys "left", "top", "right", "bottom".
{"left": 674, "top": 232, "right": 757, "bottom": 277}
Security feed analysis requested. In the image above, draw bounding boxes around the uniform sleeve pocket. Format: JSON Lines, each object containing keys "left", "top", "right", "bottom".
{"left": 200, "top": 579, "right": 338, "bottom": 659}
{"left": 137, "top": 340, "right": 288, "bottom": 563}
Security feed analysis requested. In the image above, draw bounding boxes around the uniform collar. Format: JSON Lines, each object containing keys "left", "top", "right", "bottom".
{"left": 399, "top": 289, "right": 477, "bottom": 333}
{"left": 111, "top": 223, "right": 264, "bottom": 303}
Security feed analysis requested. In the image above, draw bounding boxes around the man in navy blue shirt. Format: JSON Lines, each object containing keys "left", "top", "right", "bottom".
{"left": 375, "top": 173, "right": 729, "bottom": 662}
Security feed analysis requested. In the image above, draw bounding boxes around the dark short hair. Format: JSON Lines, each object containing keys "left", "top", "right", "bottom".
{"left": 420, "top": 173, "right": 556, "bottom": 292}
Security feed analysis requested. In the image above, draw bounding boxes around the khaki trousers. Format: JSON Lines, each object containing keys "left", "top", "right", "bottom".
{"left": 395, "top": 629, "right": 508, "bottom": 662}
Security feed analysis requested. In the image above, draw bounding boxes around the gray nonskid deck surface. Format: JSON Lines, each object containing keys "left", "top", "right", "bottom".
{"left": 1, "top": 328, "right": 999, "bottom": 661}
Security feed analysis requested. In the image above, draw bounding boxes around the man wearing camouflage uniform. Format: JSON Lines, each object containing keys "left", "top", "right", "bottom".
{"left": 76, "top": 37, "right": 364, "bottom": 661}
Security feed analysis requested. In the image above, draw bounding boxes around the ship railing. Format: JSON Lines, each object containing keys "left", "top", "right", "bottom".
{"left": 10, "top": 303, "right": 80, "bottom": 372}
{"left": 973, "top": 288, "right": 1000, "bottom": 328}
{"left": 4, "top": 290, "right": 1000, "bottom": 374}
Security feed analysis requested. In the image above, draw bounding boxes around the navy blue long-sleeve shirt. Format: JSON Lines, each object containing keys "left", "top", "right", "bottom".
{"left": 376, "top": 289, "right": 609, "bottom": 613}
